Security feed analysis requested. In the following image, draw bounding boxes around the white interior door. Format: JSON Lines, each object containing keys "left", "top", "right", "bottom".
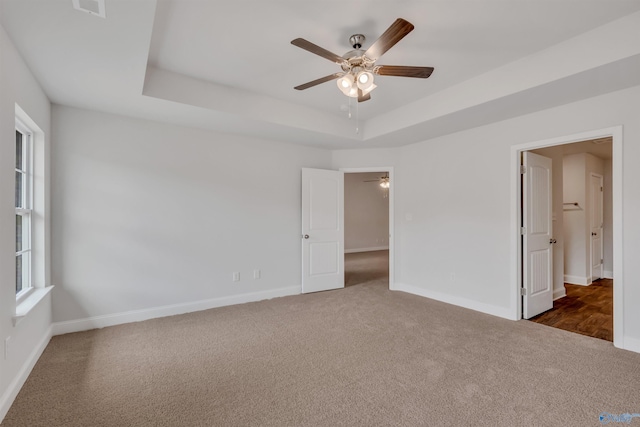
{"left": 522, "top": 152, "right": 554, "bottom": 319}
{"left": 590, "top": 173, "right": 604, "bottom": 281}
{"left": 301, "top": 168, "right": 344, "bottom": 293}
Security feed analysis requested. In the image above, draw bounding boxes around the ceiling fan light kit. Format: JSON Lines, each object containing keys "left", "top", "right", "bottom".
{"left": 291, "top": 18, "right": 434, "bottom": 103}
{"left": 364, "top": 173, "right": 391, "bottom": 189}
{"left": 335, "top": 35, "right": 379, "bottom": 99}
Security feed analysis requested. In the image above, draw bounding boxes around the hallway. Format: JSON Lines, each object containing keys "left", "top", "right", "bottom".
{"left": 344, "top": 250, "right": 389, "bottom": 288}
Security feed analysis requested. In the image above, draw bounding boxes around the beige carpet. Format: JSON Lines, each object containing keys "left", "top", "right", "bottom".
{"left": 345, "top": 250, "right": 389, "bottom": 287}
{"left": 4, "top": 251, "right": 640, "bottom": 426}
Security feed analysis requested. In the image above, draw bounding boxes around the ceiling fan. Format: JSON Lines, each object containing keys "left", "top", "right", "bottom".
{"left": 291, "top": 18, "right": 434, "bottom": 102}
{"left": 364, "top": 173, "right": 390, "bottom": 188}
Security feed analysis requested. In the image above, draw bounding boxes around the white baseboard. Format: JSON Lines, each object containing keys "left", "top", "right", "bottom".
{"left": 564, "top": 275, "right": 590, "bottom": 285}
{"left": 622, "top": 337, "right": 640, "bottom": 354}
{"left": 603, "top": 270, "right": 614, "bottom": 279}
{"left": 344, "top": 246, "right": 389, "bottom": 254}
{"left": 52, "top": 286, "right": 300, "bottom": 336}
{"left": 0, "top": 326, "right": 52, "bottom": 423}
{"left": 393, "top": 282, "right": 514, "bottom": 320}
{"left": 553, "top": 288, "right": 567, "bottom": 300}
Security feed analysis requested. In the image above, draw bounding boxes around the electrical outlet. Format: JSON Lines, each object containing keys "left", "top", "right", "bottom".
{"left": 253, "top": 269, "right": 261, "bottom": 279}
{"left": 4, "top": 336, "right": 10, "bottom": 360}
{"left": 450, "top": 272, "right": 456, "bottom": 282}
{"left": 232, "top": 272, "right": 240, "bottom": 282}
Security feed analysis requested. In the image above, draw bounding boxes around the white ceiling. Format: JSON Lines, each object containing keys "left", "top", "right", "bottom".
{"left": 2, "top": 0, "right": 640, "bottom": 149}
{"left": 562, "top": 138, "right": 613, "bottom": 160}
{"left": 532, "top": 137, "right": 613, "bottom": 160}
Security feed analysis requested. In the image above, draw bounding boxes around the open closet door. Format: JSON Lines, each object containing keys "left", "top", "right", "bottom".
{"left": 522, "top": 152, "right": 554, "bottom": 319}
{"left": 590, "top": 173, "right": 604, "bottom": 281}
{"left": 301, "top": 168, "right": 344, "bottom": 293}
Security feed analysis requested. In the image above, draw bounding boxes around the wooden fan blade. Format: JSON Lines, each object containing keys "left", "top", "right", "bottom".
{"left": 294, "top": 73, "right": 343, "bottom": 90}
{"left": 375, "top": 65, "right": 434, "bottom": 78}
{"left": 291, "top": 38, "right": 345, "bottom": 64}
{"left": 364, "top": 18, "right": 414, "bottom": 61}
{"left": 358, "top": 89, "right": 371, "bottom": 103}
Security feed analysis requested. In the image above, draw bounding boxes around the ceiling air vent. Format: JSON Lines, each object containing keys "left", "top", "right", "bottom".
{"left": 72, "top": 0, "right": 106, "bottom": 18}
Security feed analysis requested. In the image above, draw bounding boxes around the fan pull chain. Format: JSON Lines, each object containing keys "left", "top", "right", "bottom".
{"left": 355, "top": 97, "right": 359, "bottom": 134}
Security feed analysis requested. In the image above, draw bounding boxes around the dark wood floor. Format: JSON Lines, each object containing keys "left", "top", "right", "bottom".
{"left": 529, "top": 279, "right": 613, "bottom": 342}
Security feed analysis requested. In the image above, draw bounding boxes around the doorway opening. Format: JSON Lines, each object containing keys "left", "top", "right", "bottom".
{"left": 525, "top": 139, "right": 613, "bottom": 341}
{"left": 512, "top": 126, "right": 623, "bottom": 348}
{"left": 344, "top": 172, "right": 390, "bottom": 288}
{"left": 341, "top": 167, "right": 394, "bottom": 290}
{"left": 301, "top": 167, "right": 394, "bottom": 294}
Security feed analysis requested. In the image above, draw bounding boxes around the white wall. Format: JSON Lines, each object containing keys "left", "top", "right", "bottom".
{"left": 333, "top": 84, "right": 640, "bottom": 350}
{"left": 50, "top": 106, "right": 332, "bottom": 327}
{"left": 344, "top": 173, "right": 389, "bottom": 252}
{"left": 563, "top": 153, "right": 605, "bottom": 284}
{"left": 563, "top": 153, "right": 588, "bottom": 283}
{"left": 0, "top": 24, "right": 52, "bottom": 420}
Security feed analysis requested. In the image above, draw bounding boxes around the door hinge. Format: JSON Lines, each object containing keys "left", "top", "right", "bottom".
{"left": 521, "top": 288, "right": 527, "bottom": 296}
{"left": 520, "top": 227, "right": 526, "bottom": 235}
{"left": 520, "top": 165, "right": 526, "bottom": 174}
{"left": 601, "top": 186, "right": 603, "bottom": 192}
{"left": 601, "top": 259, "right": 604, "bottom": 264}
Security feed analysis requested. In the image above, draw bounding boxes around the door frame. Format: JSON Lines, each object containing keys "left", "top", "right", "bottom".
{"left": 340, "top": 167, "right": 395, "bottom": 290}
{"left": 510, "top": 126, "right": 623, "bottom": 349}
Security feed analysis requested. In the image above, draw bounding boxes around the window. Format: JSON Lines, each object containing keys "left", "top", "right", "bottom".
{"left": 15, "top": 120, "right": 32, "bottom": 298}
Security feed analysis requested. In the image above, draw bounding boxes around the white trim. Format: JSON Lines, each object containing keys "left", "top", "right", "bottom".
{"left": 13, "top": 286, "right": 54, "bottom": 326}
{"left": 394, "top": 282, "right": 513, "bottom": 320}
{"left": 340, "top": 167, "right": 395, "bottom": 290}
{"left": 0, "top": 326, "right": 52, "bottom": 423}
{"left": 15, "top": 119, "right": 33, "bottom": 297}
{"left": 623, "top": 337, "right": 640, "bottom": 354}
{"left": 52, "top": 286, "right": 300, "bottom": 336}
{"left": 553, "top": 288, "right": 567, "bottom": 300}
{"left": 15, "top": 104, "right": 48, "bottom": 303}
{"left": 14, "top": 286, "right": 34, "bottom": 306}
{"left": 510, "top": 144, "right": 521, "bottom": 320}
{"left": 603, "top": 270, "right": 614, "bottom": 279}
{"left": 344, "top": 246, "right": 389, "bottom": 254}
{"left": 511, "top": 126, "right": 624, "bottom": 349}
{"left": 611, "top": 126, "right": 624, "bottom": 348}
{"left": 563, "top": 275, "right": 591, "bottom": 286}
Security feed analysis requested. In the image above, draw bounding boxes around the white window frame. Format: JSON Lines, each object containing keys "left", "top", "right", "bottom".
{"left": 15, "top": 118, "right": 34, "bottom": 302}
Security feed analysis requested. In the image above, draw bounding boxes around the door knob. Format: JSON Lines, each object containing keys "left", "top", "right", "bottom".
{"left": 303, "top": 234, "right": 309, "bottom": 239}
{"left": 592, "top": 232, "right": 597, "bottom": 236}
{"left": 549, "top": 239, "right": 557, "bottom": 244}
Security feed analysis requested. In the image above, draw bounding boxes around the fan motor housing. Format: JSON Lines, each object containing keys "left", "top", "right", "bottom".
{"left": 349, "top": 34, "right": 366, "bottom": 49}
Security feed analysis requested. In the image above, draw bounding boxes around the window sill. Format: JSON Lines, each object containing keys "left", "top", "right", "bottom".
{"left": 13, "top": 286, "right": 54, "bottom": 327}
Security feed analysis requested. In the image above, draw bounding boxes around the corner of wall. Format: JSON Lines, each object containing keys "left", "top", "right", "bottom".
{"left": 0, "top": 325, "right": 52, "bottom": 422}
